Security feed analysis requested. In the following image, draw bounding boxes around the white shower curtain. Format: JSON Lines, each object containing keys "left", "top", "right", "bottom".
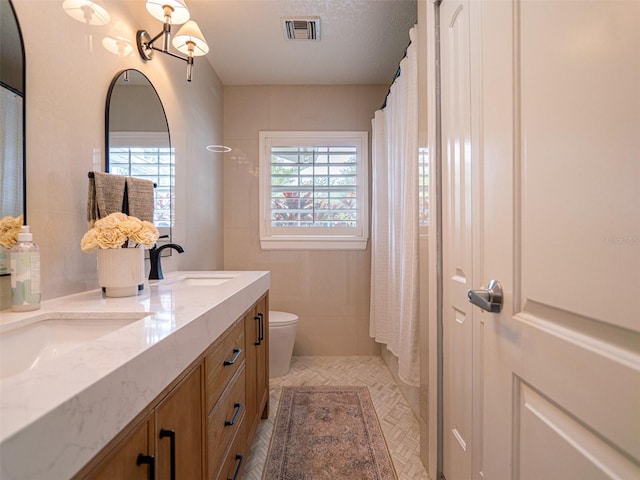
{"left": 370, "top": 25, "right": 419, "bottom": 387}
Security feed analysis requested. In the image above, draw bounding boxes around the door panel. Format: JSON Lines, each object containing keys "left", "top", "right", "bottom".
{"left": 517, "top": 307, "right": 640, "bottom": 461}
{"left": 519, "top": 0, "right": 640, "bottom": 331}
{"left": 476, "top": 0, "right": 640, "bottom": 478}
{"left": 517, "top": 380, "right": 640, "bottom": 480}
{"left": 441, "top": 0, "right": 474, "bottom": 478}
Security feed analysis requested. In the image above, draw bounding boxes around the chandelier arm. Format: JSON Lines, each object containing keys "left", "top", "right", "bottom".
{"left": 147, "top": 29, "right": 168, "bottom": 47}
{"left": 148, "top": 46, "right": 188, "bottom": 63}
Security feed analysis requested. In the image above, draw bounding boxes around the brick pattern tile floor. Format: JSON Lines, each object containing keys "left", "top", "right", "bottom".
{"left": 243, "top": 356, "right": 430, "bottom": 480}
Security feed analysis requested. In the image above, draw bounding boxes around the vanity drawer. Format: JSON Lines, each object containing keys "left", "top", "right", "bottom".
{"left": 207, "top": 365, "right": 246, "bottom": 478}
{"left": 205, "top": 318, "right": 245, "bottom": 414}
{"left": 215, "top": 419, "right": 246, "bottom": 480}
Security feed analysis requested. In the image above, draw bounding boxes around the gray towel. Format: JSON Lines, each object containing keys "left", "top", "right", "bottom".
{"left": 126, "top": 177, "right": 155, "bottom": 223}
{"left": 87, "top": 171, "right": 126, "bottom": 227}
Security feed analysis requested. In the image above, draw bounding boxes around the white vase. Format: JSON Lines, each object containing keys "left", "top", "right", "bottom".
{"left": 97, "top": 247, "right": 145, "bottom": 298}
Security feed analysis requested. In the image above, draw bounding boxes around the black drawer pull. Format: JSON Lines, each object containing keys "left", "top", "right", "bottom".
{"left": 227, "top": 454, "right": 243, "bottom": 480}
{"left": 225, "top": 402, "right": 242, "bottom": 426}
{"left": 257, "top": 312, "right": 264, "bottom": 342}
{"left": 136, "top": 454, "right": 155, "bottom": 480}
{"left": 159, "top": 428, "right": 176, "bottom": 480}
{"left": 254, "top": 314, "right": 261, "bottom": 346}
{"left": 223, "top": 348, "right": 242, "bottom": 366}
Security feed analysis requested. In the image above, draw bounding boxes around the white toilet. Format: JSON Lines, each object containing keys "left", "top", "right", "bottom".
{"left": 268, "top": 311, "right": 299, "bottom": 378}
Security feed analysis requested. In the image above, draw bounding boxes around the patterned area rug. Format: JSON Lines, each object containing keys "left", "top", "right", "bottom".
{"left": 263, "top": 385, "right": 398, "bottom": 479}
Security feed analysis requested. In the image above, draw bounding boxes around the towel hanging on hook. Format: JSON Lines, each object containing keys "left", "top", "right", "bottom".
{"left": 87, "top": 171, "right": 156, "bottom": 226}
{"left": 87, "top": 172, "right": 157, "bottom": 188}
{"left": 87, "top": 171, "right": 126, "bottom": 225}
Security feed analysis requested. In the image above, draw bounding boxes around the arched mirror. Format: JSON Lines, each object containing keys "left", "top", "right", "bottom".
{"left": 0, "top": 0, "right": 25, "bottom": 276}
{"left": 105, "top": 69, "right": 173, "bottom": 246}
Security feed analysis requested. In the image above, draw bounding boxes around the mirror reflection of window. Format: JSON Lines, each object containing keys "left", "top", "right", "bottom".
{"left": 108, "top": 136, "right": 174, "bottom": 229}
{"left": 0, "top": 86, "right": 23, "bottom": 217}
{"left": 1, "top": 0, "right": 26, "bottom": 222}
{"left": 106, "top": 70, "right": 173, "bottom": 242}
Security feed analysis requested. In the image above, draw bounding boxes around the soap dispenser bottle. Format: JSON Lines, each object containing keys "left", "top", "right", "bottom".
{"left": 10, "top": 225, "right": 41, "bottom": 311}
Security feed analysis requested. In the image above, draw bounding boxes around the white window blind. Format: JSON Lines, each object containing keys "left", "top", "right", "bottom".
{"left": 259, "top": 131, "right": 368, "bottom": 250}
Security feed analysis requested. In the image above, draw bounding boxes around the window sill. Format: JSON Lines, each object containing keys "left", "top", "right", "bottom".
{"left": 260, "top": 236, "right": 368, "bottom": 251}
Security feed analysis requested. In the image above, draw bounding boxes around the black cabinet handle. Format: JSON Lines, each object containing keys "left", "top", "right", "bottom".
{"left": 227, "top": 454, "right": 243, "bottom": 480}
{"left": 136, "top": 454, "right": 155, "bottom": 480}
{"left": 223, "top": 348, "right": 242, "bottom": 366}
{"left": 258, "top": 312, "right": 264, "bottom": 342}
{"left": 159, "top": 428, "right": 176, "bottom": 480}
{"left": 254, "top": 315, "right": 261, "bottom": 346}
{"left": 225, "top": 403, "right": 243, "bottom": 426}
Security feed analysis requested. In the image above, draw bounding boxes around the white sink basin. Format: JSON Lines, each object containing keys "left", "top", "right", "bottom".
{"left": 0, "top": 313, "right": 149, "bottom": 379}
{"left": 166, "top": 273, "right": 239, "bottom": 287}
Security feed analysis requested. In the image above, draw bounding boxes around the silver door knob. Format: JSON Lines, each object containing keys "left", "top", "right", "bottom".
{"left": 467, "top": 280, "right": 503, "bottom": 313}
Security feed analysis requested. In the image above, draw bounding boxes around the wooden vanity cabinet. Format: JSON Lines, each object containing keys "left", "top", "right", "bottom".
{"left": 76, "top": 293, "right": 268, "bottom": 480}
{"left": 244, "top": 294, "right": 269, "bottom": 443}
{"left": 83, "top": 415, "right": 154, "bottom": 480}
{"left": 80, "top": 363, "right": 202, "bottom": 480}
{"left": 155, "top": 364, "right": 203, "bottom": 479}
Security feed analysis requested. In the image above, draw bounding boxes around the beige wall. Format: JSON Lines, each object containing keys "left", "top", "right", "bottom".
{"left": 0, "top": 0, "right": 224, "bottom": 307}
{"left": 223, "top": 85, "right": 384, "bottom": 356}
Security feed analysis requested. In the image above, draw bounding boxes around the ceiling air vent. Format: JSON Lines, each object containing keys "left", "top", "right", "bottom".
{"left": 281, "top": 17, "right": 320, "bottom": 40}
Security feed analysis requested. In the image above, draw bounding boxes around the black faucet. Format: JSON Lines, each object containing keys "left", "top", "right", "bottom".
{"left": 149, "top": 242, "right": 184, "bottom": 280}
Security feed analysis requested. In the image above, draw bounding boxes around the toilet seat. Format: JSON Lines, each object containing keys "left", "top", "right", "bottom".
{"left": 269, "top": 311, "right": 298, "bottom": 327}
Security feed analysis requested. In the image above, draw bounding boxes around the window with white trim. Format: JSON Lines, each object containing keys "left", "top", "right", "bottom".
{"left": 259, "top": 131, "right": 369, "bottom": 250}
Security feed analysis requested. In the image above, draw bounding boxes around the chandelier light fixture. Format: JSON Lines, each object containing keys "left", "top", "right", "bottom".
{"left": 136, "top": 0, "right": 209, "bottom": 82}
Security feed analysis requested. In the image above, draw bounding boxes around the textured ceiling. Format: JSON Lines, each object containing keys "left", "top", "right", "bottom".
{"left": 188, "top": 0, "right": 418, "bottom": 86}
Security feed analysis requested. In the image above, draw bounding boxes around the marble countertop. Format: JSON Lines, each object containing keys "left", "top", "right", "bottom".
{"left": 0, "top": 270, "right": 269, "bottom": 480}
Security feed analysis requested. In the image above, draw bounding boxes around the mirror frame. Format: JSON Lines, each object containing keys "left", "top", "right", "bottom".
{"left": 1, "top": 0, "right": 26, "bottom": 223}
{"left": 104, "top": 69, "right": 173, "bottom": 246}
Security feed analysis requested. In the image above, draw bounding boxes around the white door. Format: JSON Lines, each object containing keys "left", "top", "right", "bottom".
{"left": 471, "top": 1, "right": 640, "bottom": 479}
{"left": 440, "top": 0, "right": 477, "bottom": 478}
